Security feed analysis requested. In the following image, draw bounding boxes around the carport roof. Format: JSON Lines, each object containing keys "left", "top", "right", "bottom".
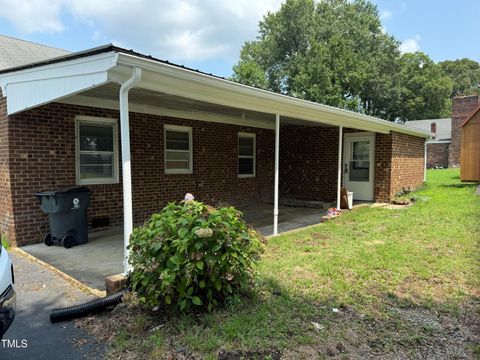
{"left": 0, "top": 44, "right": 431, "bottom": 138}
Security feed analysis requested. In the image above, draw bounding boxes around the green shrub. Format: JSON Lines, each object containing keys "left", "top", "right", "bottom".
{"left": 128, "top": 200, "right": 264, "bottom": 312}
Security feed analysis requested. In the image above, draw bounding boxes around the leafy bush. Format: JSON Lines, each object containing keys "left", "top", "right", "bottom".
{"left": 128, "top": 200, "right": 264, "bottom": 312}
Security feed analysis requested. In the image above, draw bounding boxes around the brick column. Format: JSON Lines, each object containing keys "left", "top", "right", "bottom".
{"left": 449, "top": 95, "right": 480, "bottom": 167}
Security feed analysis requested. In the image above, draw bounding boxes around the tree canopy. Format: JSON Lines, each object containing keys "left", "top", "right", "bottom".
{"left": 232, "top": 0, "right": 470, "bottom": 121}
{"left": 439, "top": 58, "right": 480, "bottom": 98}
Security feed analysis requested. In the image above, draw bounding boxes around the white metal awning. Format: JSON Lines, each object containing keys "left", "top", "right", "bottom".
{"left": 0, "top": 45, "right": 431, "bottom": 138}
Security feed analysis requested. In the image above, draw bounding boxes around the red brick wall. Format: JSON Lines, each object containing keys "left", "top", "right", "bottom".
{"left": 280, "top": 125, "right": 339, "bottom": 201}
{"left": 1, "top": 98, "right": 427, "bottom": 245}
{"left": 6, "top": 102, "right": 274, "bottom": 246}
{"left": 427, "top": 142, "right": 449, "bottom": 168}
{"left": 450, "top": 95, "right": 480, "bottom": 167}
{"left": 390, "top": 132, "right": 425, "bottom": 198}
{"left": 0, "top": 91, "right": 15, "bottom": 243}
{"left": 374, "top": 133, "right": 393, "bottom": 203}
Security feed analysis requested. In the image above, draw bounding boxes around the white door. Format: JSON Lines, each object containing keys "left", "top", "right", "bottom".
{"left": 343, "top": 133, "right": 375, "bottom": 201}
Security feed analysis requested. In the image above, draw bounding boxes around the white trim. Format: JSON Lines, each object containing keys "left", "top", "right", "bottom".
{"left": 115, "top": 52, "right": 432, "bottom": 138}
{"left": 238, "top": 132, "right": 256, "bottom": 178}
{"left": 59, "top": 95, "right": 276, "bottom": 130}
{"left": 426, "top": 140, "right": 451, "bottom": 144}
{"left": 164, "top": 124, "right": 193, "bottom": 174}
{"left": 0, "top": 52, "right": 118, "bottom": 115}
{"left": 75, "top": 115, "right": 119, "bottom": 185}
{"left": 343, "top": 132, "right": 375, "bottom": 201}
{"left": 0, "top": 48, "right": 431, "bottom": 138}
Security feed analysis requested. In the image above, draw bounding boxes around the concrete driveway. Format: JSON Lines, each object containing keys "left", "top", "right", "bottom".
{"left": 0, "top": 250, "right": 106, "bottom": 359}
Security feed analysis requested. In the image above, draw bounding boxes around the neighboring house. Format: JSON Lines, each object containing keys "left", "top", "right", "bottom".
{"left": 0, "top": 34, "right": 69, "bottom": 70}
{"left": 460, "top": 104, "right": 480, "bottom": 182}
{"left": 406, "top": 118, "right": 451, "bottom": 168}
{"left": 406, "top": 95, "right": 480, "bottom": 169}
{"left": 0, "top": 42, "right": 430, "bottom": 248}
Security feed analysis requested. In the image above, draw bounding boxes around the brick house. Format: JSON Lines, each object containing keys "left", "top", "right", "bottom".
{"left": 0, "top": 44, "right": 430, "bottom": 270}
{"left": 406, "top": 118, "right": 451, "bottom": 168}
{"left": 406, "top": 95, "right": 480, "bottom": 169}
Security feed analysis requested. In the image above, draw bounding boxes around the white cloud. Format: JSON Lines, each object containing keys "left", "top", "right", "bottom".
{"left": 0, "top": 0, "right": 284, "bottom": 62}
{"left": 0, "top": 0, "right": 65, "bottom": 33}
{"left": 399, "top": 34, "right": 421, "bottom": 54}
{"left": 380, "top": 9, "right": 392, "bottom": 21}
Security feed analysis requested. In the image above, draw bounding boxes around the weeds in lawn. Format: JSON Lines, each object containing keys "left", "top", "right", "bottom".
{"left": 78, "top": 169, "right": 479, "bottom": 359}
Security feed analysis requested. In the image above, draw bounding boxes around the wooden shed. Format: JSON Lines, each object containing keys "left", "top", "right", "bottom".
{"left": 461, "top": 106, "right": 480, "bottom": 182}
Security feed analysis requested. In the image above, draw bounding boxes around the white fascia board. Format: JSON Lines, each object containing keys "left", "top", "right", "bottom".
{"left": 0, "top": 52, "right": 118, "bottom": 115}
{"left": 114, "top": 53, "right": 431, "bottom": 138}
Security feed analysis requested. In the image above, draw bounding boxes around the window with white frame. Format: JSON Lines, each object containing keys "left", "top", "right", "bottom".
{"left": 76, "top": 116, "right": 118, "bottom": 185}
{"left": 164, "top": 125, "right": 193, "bottom": 174}
{"left": 238, "top": 133, "right": 256, "bottom": 177}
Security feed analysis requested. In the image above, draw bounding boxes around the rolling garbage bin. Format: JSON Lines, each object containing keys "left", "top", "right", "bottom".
{"left": 35, "top": 187, "right": 91, "bottom": 249}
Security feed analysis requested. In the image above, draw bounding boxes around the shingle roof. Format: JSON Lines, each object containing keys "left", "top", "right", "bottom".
{"left": 405, "top": 118, "right": 451, "bottom": 141}
{"left": 0, "top": 35, "right": 69, "bottom": 71}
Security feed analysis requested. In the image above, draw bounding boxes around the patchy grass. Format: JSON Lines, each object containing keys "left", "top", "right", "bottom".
{"left": 78, "top": 169, "right": 479, "bottom": 359}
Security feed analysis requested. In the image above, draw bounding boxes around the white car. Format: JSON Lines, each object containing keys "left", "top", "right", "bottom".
{"left": 0, "top": 245, "right": 15, "bottom": 339}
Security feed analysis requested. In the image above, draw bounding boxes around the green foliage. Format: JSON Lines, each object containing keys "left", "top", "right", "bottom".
{"left": 439, "top": 58, "right": 480, "bottom": 97}
{"left": 395, "top": 52, "right": 452, "bottom": 122}
{"left": 1, "top": 233, "right": 10, "bottom": 250}
{"left": 128, "top": 200, "right": 264, "bottom": 312}
{"left": 232, "top": 0, "right": 455, "bottom": 121}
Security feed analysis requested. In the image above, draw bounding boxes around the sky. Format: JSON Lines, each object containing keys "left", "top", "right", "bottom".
{"left": 0, "top": 0, "right": 478, "bottom": 78}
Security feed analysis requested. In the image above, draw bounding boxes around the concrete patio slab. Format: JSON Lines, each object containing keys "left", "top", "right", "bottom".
{"left": 22, "top": 203, "right": 331, "bottom": 291}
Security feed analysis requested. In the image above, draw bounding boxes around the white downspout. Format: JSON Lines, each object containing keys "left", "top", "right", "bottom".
{"left": 273, "top": 114, "right": 280, "bottom": 235}
{"left": 119, "top": 66, "right": 142, "bottom": 275}
{"left": 424, "top": 140, "right": 427, "bottom": 182}
{"left": 337, "top": 126, "right": 343, "bottom": 210}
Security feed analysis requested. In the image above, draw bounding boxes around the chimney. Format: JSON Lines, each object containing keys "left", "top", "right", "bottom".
{"left": 449, "top": 95, "right": 480, "bottom": 167}
{"left": 430, "top": 122, "right": 437, "bottom": 139}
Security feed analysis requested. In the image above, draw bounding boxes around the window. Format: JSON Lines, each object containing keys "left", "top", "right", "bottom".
{"left": 164, "top": 125, "right": 192, "bottom": 174}
{"left": 76, "top": 116, "right": 118, "bottom": 185}
{"left": 238, "top": 133, "right": 256, "bottom": 177}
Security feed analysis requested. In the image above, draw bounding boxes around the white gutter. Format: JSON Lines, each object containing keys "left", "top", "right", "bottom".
{"left": 119, "top": 66, "right": 142, "bottom": 275}
{"left": 116, "top": 53, "right": 432, "bottom": 139}
{"left": 273, "top": 114, "right": 280, "bottom": 235}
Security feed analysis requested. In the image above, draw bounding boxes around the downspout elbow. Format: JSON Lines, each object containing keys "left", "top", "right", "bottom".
{"left": 120, "top": 67, "right": 142, "bottom": 96}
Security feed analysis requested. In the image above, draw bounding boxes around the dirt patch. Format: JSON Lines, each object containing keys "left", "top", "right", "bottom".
{"left": 218, "top": 348, "right": 281, "bottom": 360}
{"left": 295, "top": 233, "right": 332, "bottom": 247}
{"left": 76, "top": 294, "right": 479, "bottom": 360}
{"left": 303, "top": 301, "right": 480, "bottom": 359}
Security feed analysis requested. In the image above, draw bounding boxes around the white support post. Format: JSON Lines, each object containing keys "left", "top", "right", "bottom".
{"left": 424, "top": 140, "right": 427, "bottom": 182}
{"left": 273, "top": 114, "right": 280, "bottom": 236}
{"left": 119, "top": 66, "right": 142, "bottom": 275}
{"left": 336, "top": 125, "right": 343, "bottom": 210}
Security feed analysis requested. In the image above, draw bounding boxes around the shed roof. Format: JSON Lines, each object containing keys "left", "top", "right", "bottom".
{"left": 0, "top": 35, "right": 69, "bottom": 71}
{"left": 405, "top": 118, "right": 451, "bottom": 141}
{"left": 461, "top": 105, "right": 480, "bottom": 127}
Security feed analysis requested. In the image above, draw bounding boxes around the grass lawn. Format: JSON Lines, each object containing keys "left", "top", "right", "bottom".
{"left": 78, "top": 169, "right": 479, "bottom": 359}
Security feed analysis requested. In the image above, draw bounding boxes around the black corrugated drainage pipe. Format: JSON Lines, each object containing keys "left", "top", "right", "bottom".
{"left": 50, "top": 287, "right": 130, "bottom": 323}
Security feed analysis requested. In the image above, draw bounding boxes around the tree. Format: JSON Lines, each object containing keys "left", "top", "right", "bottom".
{"left": 232, "top": 0, "right": 453, "bottom": 121}
{"left": 439, "top": 58, "right": 480, "bottom": 97}
{"left": 395, "top": 52, "right": 452, "bottom": 122}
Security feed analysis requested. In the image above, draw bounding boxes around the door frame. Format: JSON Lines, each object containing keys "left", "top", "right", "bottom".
{"left": 343, "top": 132, "right": 376, "bottom": 201}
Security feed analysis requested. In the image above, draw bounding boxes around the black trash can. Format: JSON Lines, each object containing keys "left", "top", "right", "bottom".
{"left": 35, "top": 187, "right": 91, "bottom": 249}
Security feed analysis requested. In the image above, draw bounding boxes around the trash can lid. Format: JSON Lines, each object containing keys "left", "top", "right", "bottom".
{"left": 35, "top": 187, "right": 91, "bottom": 197}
